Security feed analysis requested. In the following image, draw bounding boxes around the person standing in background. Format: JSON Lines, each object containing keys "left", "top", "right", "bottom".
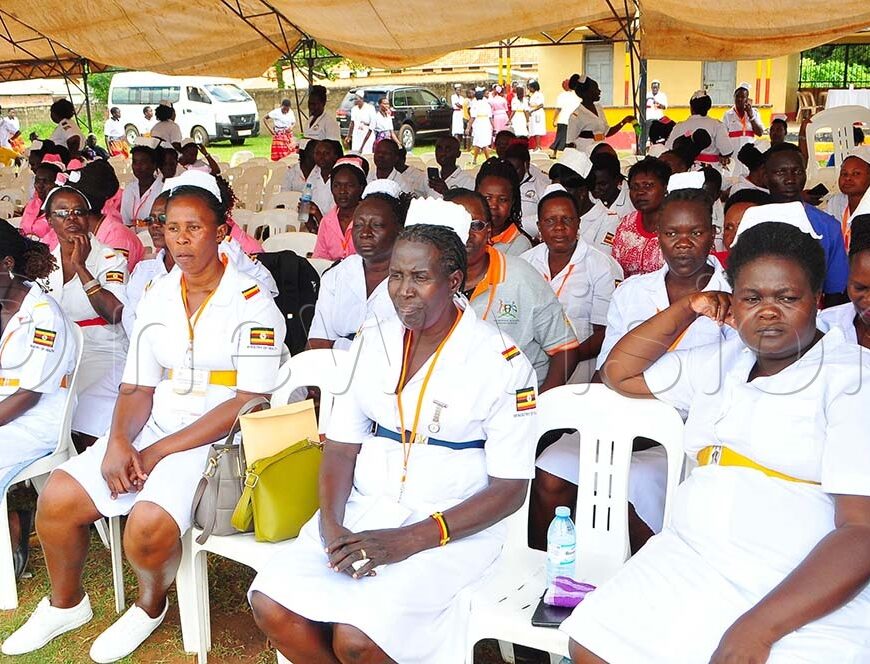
{"left": 451, "top": 83, "right": 465, "bottom": 143}
{"left": 645, "top": 80, "right": 668, "bottom": 135}
{"left": 510, "top": 86, "right": 530, "bottom": 138}
{"left": 722, "top": 82, "right": 764, "bottom": 178}
{"left": 551, "top": 77, "right": 581, "bottom": 158}
{"left": 489, "top": 85, "right": 510, "bottom": 136}
{"left": 527, "top": 80, "right": 547, "bottom": 151}
{"left": 103, "top": 107, "right": 129, "bottom": 158}
{"left": 141, "top": 106, "right": 157, "bottom": 136}
{"left": 264, "top": 98, "right": 297, "bottom": 161}
{"left": 345, "top": 92, "right": 376, "bottom": 155}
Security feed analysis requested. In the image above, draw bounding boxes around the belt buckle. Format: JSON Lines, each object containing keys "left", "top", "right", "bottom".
{"left": 414, "top": 433, "right": 428, "bottom": 445}
{"left": 710, "top": 445, "right": 723, "bottom": 465}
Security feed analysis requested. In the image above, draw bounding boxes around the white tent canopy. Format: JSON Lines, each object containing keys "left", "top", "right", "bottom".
{"left": 1, "top": 1, "right": 869, "bottom": 82}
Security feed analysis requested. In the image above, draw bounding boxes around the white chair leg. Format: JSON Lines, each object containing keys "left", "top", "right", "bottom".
{"left": 497, "top": 639, "right": 517, "bottom": 663}
{"left": 108, "top": 516, "right": 125, "bottom": 614}
{"left": 197, "top": 548, "right": 211, "bottom": 656}
{"left": 175, "top": 531, "right": 208, "bottom": 659}
{"left": 0, "top": 492, "right": 19, "bottom": 610}
{"left": 94, "top": 518, "right": 110, "bottom": 549}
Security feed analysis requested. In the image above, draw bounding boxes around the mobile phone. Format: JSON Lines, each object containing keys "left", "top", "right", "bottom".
{"left": 427, "top": 167, "right": 440, "bottom": 180}
{"left": 808, "top": 183, "right": 829, "bottom": 197}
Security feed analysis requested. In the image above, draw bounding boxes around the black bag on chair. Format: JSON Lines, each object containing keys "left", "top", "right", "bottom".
{"left": 254, "top": 250, "right": 320, "bottom": 355}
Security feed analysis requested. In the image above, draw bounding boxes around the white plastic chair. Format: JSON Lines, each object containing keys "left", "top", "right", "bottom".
{"left": 262, "top": 231, "right": 318, "bottom": 257}
{"left": 805, "top": 105, "right": 870, "bottom": 184}
{"left": 251, "top": 209, "right": 297, "bottom": 238}
{"left": 264, "top": 190, "right": 302, "bottom": 210}
{"left": 137, "top": 230, "right": 154, "bottom": 252}
{"left": 0, "top": 325, "right": 85, "bottom": 609}
{"left": 174, "top": 349, "right": 349, "bottom": 661}
{"left": 0, "top": 200, "right": 14, "bottom": 219}
{"left": 463, "top": 384, "right": 685, "bottom": 664}
{"left": 229, "top": 150, "right": 255, "bottom": 168}
{"left": 307, "top": 257, "right": 333, "bottom": 276}
{"left": 234, "top": 165, "right": 269, "bottom": 189}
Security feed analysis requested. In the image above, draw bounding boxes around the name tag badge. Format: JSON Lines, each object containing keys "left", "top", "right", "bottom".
{"left": 171, "top": 368, "right": 210, "bottom": 397}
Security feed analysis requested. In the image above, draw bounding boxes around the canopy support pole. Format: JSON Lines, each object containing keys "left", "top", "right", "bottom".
{"left": 81, "top": 59, "right": 93, "bottom": 133}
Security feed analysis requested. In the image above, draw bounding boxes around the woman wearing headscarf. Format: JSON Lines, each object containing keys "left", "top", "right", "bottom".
{"left": 0, "top": 223, "right": 77, "bottom": 582}
{"left": 566, "top": 76, "right": 634, "bottom": 154}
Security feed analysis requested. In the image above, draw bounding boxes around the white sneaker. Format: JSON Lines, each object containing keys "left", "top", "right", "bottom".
{"left": 2, "top": 595, "right": 93, "bottom": 655}
{"left": 88, "top": 601, "right": 168, "bottom": 663}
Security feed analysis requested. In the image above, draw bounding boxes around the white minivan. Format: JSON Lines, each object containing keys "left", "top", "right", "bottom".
{"left": 108, "top": 71, "right": 260, "bottom": 146}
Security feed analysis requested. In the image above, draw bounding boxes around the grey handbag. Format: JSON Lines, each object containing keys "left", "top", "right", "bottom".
{"left": 190, "top": 397, "right": 269, "bottom": 545}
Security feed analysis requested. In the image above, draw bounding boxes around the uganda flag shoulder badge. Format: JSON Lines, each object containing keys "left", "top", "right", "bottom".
{"left": 502, "top": 345, "right": 520, "bottom": 362}
{"left": 250, "top": 327, "right": 275, "bottom": 347}
{"left": 32, "top": 327, "right": 57, "bottom": 349}
{"left": 515, "top": 387, "right": 536, "bottom": 412}
{"left": 105, "top": 270, "right": 125, "bottom": 284}
{"left": 242, "top": 284, "right": 260, "bottom": 300}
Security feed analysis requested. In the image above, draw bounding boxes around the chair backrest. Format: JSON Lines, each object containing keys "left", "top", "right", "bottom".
{"left": 265, "top": 190, "right": 302, "bottom": 210}
{"left": 137, "top": 230, "right": 154, "bottom": 251}
{"left": 0, "top": 200, "right": 13, "bottom": 219}
{"left": 536, "top": 384, "right": 684, "bottom": 586}
{"left": 306, "top": 257, "right": 333, "bottom": 276}
{"left": 806, "top": 105, "right": 870, "bottom": 177}
{"left": 262, "top": 231, "right": 318, "bottom": 256}
{"left": 270, "top": 349, "right": 349, "bottom": 433}
{"left": 56, "top": 324, "right": 85, "bottom": 457}
{"left": 229, "top": 150, "right": 255, "bottom": 168}
{"left": 253, "top": 209, "right": 297, "bottom": 238}
{"left": 234, "top": 165, "right": 269, "bottom": 188}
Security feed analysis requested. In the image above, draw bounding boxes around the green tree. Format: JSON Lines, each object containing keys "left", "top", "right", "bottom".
{"left": 88, "top": 72, "right": 113, "bottom": 106}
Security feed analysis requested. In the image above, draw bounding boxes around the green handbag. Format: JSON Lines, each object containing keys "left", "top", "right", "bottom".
{"left": 230, "top": 436, "right": 323, "bottom": 542}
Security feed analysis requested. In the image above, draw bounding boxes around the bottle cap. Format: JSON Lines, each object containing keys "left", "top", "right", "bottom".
{"left": 555, "top": 506, "right": 570, "bottom": 518}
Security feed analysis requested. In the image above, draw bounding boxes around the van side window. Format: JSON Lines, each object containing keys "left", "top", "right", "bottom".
{"left": 187, "top": 87, "right": 211, "bottom": 104}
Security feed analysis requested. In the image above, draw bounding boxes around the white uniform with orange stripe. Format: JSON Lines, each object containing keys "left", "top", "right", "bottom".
{"left": 59, "top": 259, "right": 285, "bottom": 532}
{"left": 664, "top": 115, "right": 733, "bottom": 170}
{"left": 536, "top": 256, "right": 733, "bottom": 533}
{"left": 48, "top": 235, "right": 129, "bottom": 437}
{"left": 722, "top": 106, "right": 764, "bottom": 178}
{"left": 0, "top": 284, "right": 77, "bottom": 491}
{"left": 465, "top": 246, "right": 579, "bottom": 386}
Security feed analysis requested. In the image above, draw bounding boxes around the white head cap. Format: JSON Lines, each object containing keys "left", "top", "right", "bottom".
{"left": 667, "top": 171, "right": 705, "bottom": 193}
{"left": 651, "top": 79, "right": 661, "bottom": 86}
{"left": 158, "top": 99, "right": 173, "bottom": 108}
{"left": 354, "top": 90, "right": 365, "bottom": 100}
{"left": 851, "top": 188, "right": 870, "bottom": 223}
{"left": 362, "top": 179, "right": 403, "bottom": 199}
{"left": 691, "top": 89, "right": 709, "bottom": 101}
{"left": 134, "top": 136, "right": 161, "bottom": 150}
{"left": 542, "top": 183, "right": 568, "bottom": 197}
{"left": 846, "top": 145, "right": 870, "bottom": 167}
{"left": 30, "top": 139, "right": 43, "bottom": 151}
{"left": 453, "top": 83, "right": 462, "bottom": 89}
{"left": 162, "top": 169, "right": 222, "bottom": 202}
{"left": 731, "top": 202, "right": 821, "bottom": 248}
{"left": 405, "top": 197, "right": 472, "bottom": 243}
{"left": 556, "top": 148, "right": 592, "bottom": 179}
{"left": 735, "top": 82, "right": 751, "bottom": 94}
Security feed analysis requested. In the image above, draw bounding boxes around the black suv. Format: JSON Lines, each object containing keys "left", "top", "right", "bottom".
{"left": 336, "top": 85, "right": 452, "bottom": 149}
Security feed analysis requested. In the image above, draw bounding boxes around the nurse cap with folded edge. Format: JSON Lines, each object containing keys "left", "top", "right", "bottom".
{"left": 667, "top": 171, "right": 705, "bottom": 193}
{"left": 846, "top": 145, "right": 870, "bottom": 167}
{"left": 162, "top": 169, "right": 222, "bottom": 201}
{"left": 731, "top": 202, "right": 821, "bottom": 248}
{"left": 850, "top": 188, "right": 870, "bottom": 224}
{"left": 735, "top": 81, "right": 751, "bottom": 94}
{"left": 133, "top": 136, "right": 161, "bottom": 150}
{"left": 404, "top": 197, "right": 472, "bottom": 243}
{"left": 555, "top": 148, "right": 593, "bottom": 179}
{"left": 362, "top": 179, "right": 403, "bottom": 199}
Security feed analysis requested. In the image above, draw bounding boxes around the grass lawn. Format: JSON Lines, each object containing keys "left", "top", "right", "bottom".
{"left": 0, "top": 525, "right": 522, "bottom": 663}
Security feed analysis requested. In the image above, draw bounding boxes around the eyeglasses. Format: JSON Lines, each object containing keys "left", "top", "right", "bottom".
{"left": 539, "top": 216, "right": 578, "bottom": 229}
{"left": 145, "top": 213, "right": 167, "bottom": 225}
{"left": 49, "top": 208, "right": 88, "bottom": 219}
{"left": 469, "top": 220, "right": 490, "bottom": 233}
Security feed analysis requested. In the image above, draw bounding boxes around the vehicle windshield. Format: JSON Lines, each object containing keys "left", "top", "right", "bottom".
{"left": 203, "top": 84, "right": 252, "bottom": 103}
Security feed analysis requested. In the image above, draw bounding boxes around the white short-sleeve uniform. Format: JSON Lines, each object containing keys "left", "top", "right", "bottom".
{"left": 58, "top": 261, "right": 285, "bottom": 532}
{"left": 150, "top": 120, "right": 183, "bottom": 148}
{"left": 451, "top": 93, "right": 465, "bottom": 135}
{"left": 606, "top": 184, "right": 635, "bottom": 221}
{"left": 818, "top": 301, "right": 859, "bottom": 344}
{"left": 722, "top": 106, "right": 764, "bottom": 178}
{"left": 518, "top": 168, "right": 551, "bottom": 238}
{"left": 0, "top": 285, "right": 77, "bottom": 492}
{"left": 566, "top": 102, "right": 609, "bottom": 154}
{"left": 528, "top": 91, "right": 547, "bottom": 137}
{"left": 665, "top": 115, "right": 733, "bottom": 170}
{"left": 308, "top": 254, "right": 397, "bottom": 350}
{"left": 120, "top": 176, "right": 163, "bottom": 227}
{"left": 248, "top": 304, "right": 537, "bottom": 663}
{"left": 580, "top": 200, "right": 621, "bottom": 255}
{"left": 49, "top": 119, "right": 83, "bottom": 151}
{"left": 48, "top": 236, "right": 129, "bottom": 438}
{"left": 305, "top": 166, "right": 335, "bottom": 217}
{"left": 521, "top": 240, "right": 623, "bottom": 382}
{"left": 511, "top": 97, "right": 529, "bottom": 137}
{"left": 267, "top": 107, "right": 296, "bottom": 132}
{"left": 427, "top": 167, "right": 476, "bottom": 197}
{"left": 536, "top": 257, "right": 733, "bottom": 533}
{"left": 823, "top": 192, "right": 852, "bottom": 239}
{"left": 103, "top": 118, "right": 125, "bottom": 141}
{"left": 349, "top": 103, "right": 376, "bottom": 154}
{"left": 562, "top": 329, "right": 870, "bottom": 663}
{"left": 304, "top": 112, "right": 340, "bottom": 141}
{"left": 398, "top": 166, "right": 429, "bottom": 198}
{"left": 469, "top": 99, "right": 493, "bottom": 148}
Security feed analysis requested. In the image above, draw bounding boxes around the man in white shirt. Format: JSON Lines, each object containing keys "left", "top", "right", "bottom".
{"left": 141, "top": 106, "right": 157, "bottom": 135}
{"left": 367, "top": 138, "right": 417, "bottom": 196}
{"left": 427, "top": 136, "right": 475, "bottom": 197}
{"left": 303, "top": 85, "right": 340, "bottom": 141}
{"left": 345, "top": 92, "right": 376, "bottom": 154}
{"left": 505, "top": 142, "right": 550, "bottom": 237}
{"left": 645, "top": 80, "right": 668, "bottom": 122}
{"left": 103, "top": 107, "right": 129, "bottom": 157}
{"left": 551, "top": 78, "right": 581, "bottom": 157}
{"left": 722, "top": 82, "right": 764, "bottom": 178}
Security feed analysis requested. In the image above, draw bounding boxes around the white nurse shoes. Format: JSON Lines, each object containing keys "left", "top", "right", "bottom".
{"left": 1, "top": 594, "right": 94, "bottom": 655}
{"left": 88, "top": 600, "right": 168, "bottom": 663}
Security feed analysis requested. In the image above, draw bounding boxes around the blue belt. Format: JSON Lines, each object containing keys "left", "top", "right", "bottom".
{"left": 373, "top": 424, "right": 485, "bottom": 451}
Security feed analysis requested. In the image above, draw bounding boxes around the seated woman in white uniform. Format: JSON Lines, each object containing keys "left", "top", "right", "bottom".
{"left": 308, "top": 179, "right": 410, "bottom": 350}
{"left": 521, "top": 186, "right": 623, "bottom": 383}
{"left": 824, "top": 146, "right": 870, "bottom": 248}
{"left": 2, "top": 171, "right": 286, "bottom": 662}
{"left": 41, "top": 182, "right": 129, "bottom": 444}
{"left": 248, "top": 219, "right": 538, "bottom": 664}
{"left": 819, "top": 213, "right": 870, "bottom": 347}
{"left": 567, "top": 217, "right": 870, "bottom": 664}
{"left": 0, "top": 223, "right": 77, "bottom": 582}
{"left": 532, "top": 175, "right": 733, "bottom": 551}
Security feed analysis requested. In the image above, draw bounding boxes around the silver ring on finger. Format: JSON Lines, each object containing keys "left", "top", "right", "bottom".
{"left": 359, "top": 548, "right": 368, "bottom": 560}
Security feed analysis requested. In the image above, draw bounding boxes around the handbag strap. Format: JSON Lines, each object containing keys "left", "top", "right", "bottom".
{"left": 191, "top": 472, "right": 220, "bottom": 545}
{"left": 224, "top": 396, "right": 271, "bottom": 469}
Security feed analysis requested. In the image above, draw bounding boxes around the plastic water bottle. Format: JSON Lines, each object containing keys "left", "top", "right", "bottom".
{"left": 298, "top": 183, "right": 313, "bottom": 223}
{"left": 546, "top": 506, "right": 576, "bottom": 588}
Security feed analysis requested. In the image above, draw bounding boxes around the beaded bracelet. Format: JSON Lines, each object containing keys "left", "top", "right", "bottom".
{"left": 82, "top": 278, "right": 100, "bottom": 293}
{"left": 430, "top": 511, "right": 450, "bottom": 547}
{"left": 85, "top": 285, "right": 102, "bottom": 297}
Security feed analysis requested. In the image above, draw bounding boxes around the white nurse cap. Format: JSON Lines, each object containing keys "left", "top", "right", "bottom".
{"left": 163, "top": 169, "right": 222, "bottom": 202}
{"left": 735, "top": 82, "right": 751, "bottom": 94}
{"left": 556, "top": 148, "right": 593, "bottom": 179}
{"left": 846, "top": 145, "right": 870, "bottom": 167}
{"left": 731, "top": 202, "right": 821, "bottom": 248}
{"left": 667, "top": 171, "right": 705, "bottom": 193}
{"left": 134, "top": 136, "right": 161, "bottom": 150}
{"left": 362, "top": 179, "right": 403, "bottom": 199}
{"left": 405, "top": 197, "right": 472, "bottom": 244}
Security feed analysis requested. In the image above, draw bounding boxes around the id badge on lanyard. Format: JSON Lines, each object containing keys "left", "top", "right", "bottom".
{"left": 170, "top": 359, "right": 210, "bottom": 427}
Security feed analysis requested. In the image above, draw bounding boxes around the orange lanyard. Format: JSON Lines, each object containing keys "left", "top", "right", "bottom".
{"left": 553, "top": 263, "right": 576, "bottom": 299}
{"left": 339, "top": 220, "right": 354, "bottom": 255}
{"left": 842, "top": 206, "right": 852, "bottom": 251}
{"left": 396, "top": 309, "right": 461, "bottom": 499}
{"left": 180, "top": 276, "right": 220, "bottom": 353}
